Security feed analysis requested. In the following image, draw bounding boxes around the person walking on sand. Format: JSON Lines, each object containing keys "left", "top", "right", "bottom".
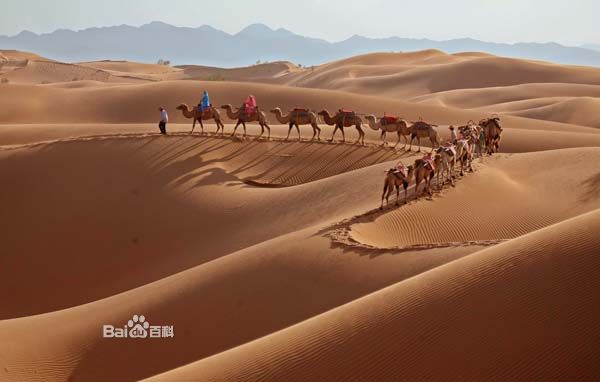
{"left": 158, "top": 107, "right": 168, "bottom": 135}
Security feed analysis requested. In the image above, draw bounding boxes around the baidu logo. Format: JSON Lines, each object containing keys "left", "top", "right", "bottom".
{"left": 103, "top": 314, "right": 174, "bottom": 339}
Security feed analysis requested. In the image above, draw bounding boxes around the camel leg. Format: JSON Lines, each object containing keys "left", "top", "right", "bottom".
{"left": 427, "top": 173, "right": 433, "bottom": 195}
{"left": 314, "top": 124, "right": 321, "bottom": 140}
{"left": 231, "top": 120, "right": 242, "bottom": 138}
{"left": 265, "top": 122, "right": 271, "bottom": 140}
{"left": 310, "top": 124, "right": 317, "bottom": 141}
{"left": 394, "top": 132, "right": 401, "bottom": 148}
{"left": 257, "top": 122, "right": 264, "bottom": 140}
{"left": 381, "top": 180, "right": 389, "bottom": 210}
{"left": 381, "top": 131, "right": 387, "bottom": 146}
{"left": 403, "top": 182, "right": 408, "bottom": 204}
{"left": 408, "top": 135, "right": 415, "bottom": 151}
{"left": 199, "top": 119, "right": 205, "bottom": 135}
{"left": 417, "top": 136, "right": 422, "bottom": 152}
{"left": 357, "top": 126, "right": 365, "bottom": 145}
{"left": 341, "top": 127, "right": 346, "bottom": 143}
{"left": 295, "top": 123, "right": 301, "bottom": 142}
{"left": 395, "top": 184, "right": 400, "bottom": 206}
{"left": 242, "top": 121, "right": 247, "bottom": 138}
{"left": 329, "top": 126, "right": 338, "bottom": 142}
{"left": 285, "top": 123, "right": 293, "bottom": 141}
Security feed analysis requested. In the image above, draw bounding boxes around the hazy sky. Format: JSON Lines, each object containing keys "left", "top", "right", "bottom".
{"left": 1, "top": 0, "right": 598, "bottom": 45}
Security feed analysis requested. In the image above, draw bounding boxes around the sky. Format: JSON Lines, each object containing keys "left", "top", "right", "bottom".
{"left": 1, "top": 0, "right": 598, "bottom": 46}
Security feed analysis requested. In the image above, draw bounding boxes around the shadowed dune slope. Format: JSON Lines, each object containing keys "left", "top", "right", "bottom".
{"left": 351, "top": 148, "right": 600, "bottom": 248}
{"left": 0, "top": 135, "right": 412, "bottom": 318}
{"left": 147, "top": 208, "right": 600, "bottom": 382}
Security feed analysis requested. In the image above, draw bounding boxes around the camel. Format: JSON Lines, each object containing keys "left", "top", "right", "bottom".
{"left": 317, "top": 110, "right": 365, "bottom": 145}
{"left": 221, "top": 104, "right": 271, "bottom": 139}
{"left": 413, "top": 154, "right": 441, "bottom": 197}
{"left": 458, "top": 122, "right": 479, "bottom": 155}
{"left": 454, "top": 139, "right": 474, "bottom": 176}
{"left": 270, "top": 107, "right": 321, "bottom": 141}
{"left": 380, "top": 164, "right": 415, "bottom": 209}
{"left": 176, "top": 103, "right": 225, "bottom": 135}
{"left": 365, "top": 115, "right": 411, "bottom": 148}
{"left": 480, "top": 116, "right": 503, "bottom": 155}
{"left": 408, "top": 121, "right": 441, "bottom": 152}
{"left": 435, "top": 145, "right": 456, "bottom": 186}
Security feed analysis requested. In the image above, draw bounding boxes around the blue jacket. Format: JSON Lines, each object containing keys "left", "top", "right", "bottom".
{"left": 200, "top": 91, "right": 210, "bottom": 111}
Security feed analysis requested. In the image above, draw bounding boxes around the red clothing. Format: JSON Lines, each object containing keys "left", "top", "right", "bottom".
{"left": 244, "top": 95, "right": 257, "bottom": 115}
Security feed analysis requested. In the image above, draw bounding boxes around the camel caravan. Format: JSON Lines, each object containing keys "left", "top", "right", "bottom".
{"left": 173, "top": 93, "right": 503, "bottom": 204}
{"left": 174, "top": 91, "right": 502, "bottom": 152}
{"left": 380, "top": 116, "right": 503, "bottom": 209}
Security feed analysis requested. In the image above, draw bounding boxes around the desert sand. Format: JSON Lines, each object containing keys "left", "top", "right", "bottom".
{"left": 1, "top": 49, "right": 599, "bottom": 381}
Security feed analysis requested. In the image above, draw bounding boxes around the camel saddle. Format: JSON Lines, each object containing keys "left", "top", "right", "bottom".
{"left": 201, "top": 109, "right": 212, "bottom": 118}
{"left": 339, "top": 109, "right": 355, "bottom": 116}
{"left": 422, "top": 156, "right": 436, "bottom": 171}
{"left": 442, "top": 144, "right": 456, "bottom": 157}
{"left": 392, "top": 164, "right": 408, "bottom": 178}
{"left": 381, "top": 115, "right": 399, "bottom": 125}
{"left": 293, "top": 107, "right": 309, "bottom": 112}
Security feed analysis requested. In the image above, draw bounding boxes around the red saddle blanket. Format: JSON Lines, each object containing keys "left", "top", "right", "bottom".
{"left": 293, "top": 107, "right": 309, "bottom": 112}
{"left": 339, "top": 109, "right": 354, "bottom": 114}
{"left": 381, "top": 115, "right": 398, "bottom": 124}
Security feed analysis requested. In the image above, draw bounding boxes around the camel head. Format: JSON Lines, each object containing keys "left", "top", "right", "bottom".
{"left": 269, "top": 107, "right": 282, "bottom": 114}
{"left": 175, "top": 103, "right": 188, "bottom": 111}
{"left": 317, "top": 110, "right": 330, "bottom": 117}
{"left": 365, "top": 114, "right": 376, "bottom": 122}
{"left": 220, "top": 104, "right": 234, "bottom": 110}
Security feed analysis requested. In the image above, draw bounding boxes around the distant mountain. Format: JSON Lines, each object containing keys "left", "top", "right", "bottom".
{"left": 2, "top": 21, "right": 600, "bottom": 68}
{"left": 581, "top": 44, "right": 600, "bottom": 52}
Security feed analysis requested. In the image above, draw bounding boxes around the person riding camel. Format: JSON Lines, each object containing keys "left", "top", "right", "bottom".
{"left": 198, "top": 91, "right": 210, "bottom": 116}
{"left": 242, "top": 95, "right": 257, "bottom": 117}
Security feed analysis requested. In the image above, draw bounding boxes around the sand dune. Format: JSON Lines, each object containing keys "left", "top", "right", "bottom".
{"left": 2, "top": 48, "right": 600, "bottom": 381}
{"left": 0, "top": 59, "right": 150, "bottom": 84}
{"left": 0, "top": 49, "right": 50, "bottom": 62}
{"left": 149, "top": 208, "right": 600, "bottom": 381}
{"left": 276, "top": 52, "right": 600, "bottom": 99}
{"left": 350, "top": 148, "right": 600, "bottom": 248}
{"left": 509, "top": 97, "right": 600, "bottom": 128}
{"left": 178, "top": 60, "right": 300, "bottom": 82}
{"left": 411, "top": 83, "right": 600, "bottom": 109}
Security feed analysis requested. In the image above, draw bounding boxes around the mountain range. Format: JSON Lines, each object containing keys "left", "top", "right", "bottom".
{"left": 2, "top": 21, "right": 600, "bottom": 68}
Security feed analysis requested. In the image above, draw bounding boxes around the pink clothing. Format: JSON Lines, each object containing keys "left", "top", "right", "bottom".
{"left": 244, "top": 95, "right": 257, "bottom": 115}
